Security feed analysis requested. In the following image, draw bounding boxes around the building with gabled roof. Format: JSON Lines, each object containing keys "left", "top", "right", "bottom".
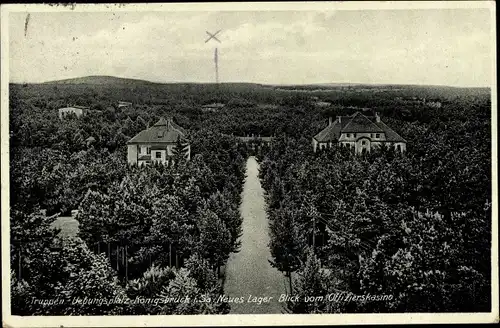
{"left": 58, "top": 105, "right": 89, "bottom": 120}
{"left": 312, "top": 112, "right": 407, "bottom": 154}
{"left": 127, "top": 117, "right": 190, "bottom": 166}
{"left": 201, "top": 102, "right": 225, "bottom": 112}
{"left": 118, "top": 101, "right": 132, "bottom": 108}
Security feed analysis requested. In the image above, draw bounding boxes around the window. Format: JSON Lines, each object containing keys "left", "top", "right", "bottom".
{"left": 376, "top": 133, "right": 380, "bottom": 138}
{"left": 155, "top": 152, "right": 161, "bottom": 159}
{"left": 147, "top": 147, "right": 151, "bottom": 154}
{"left": 362, "top": 140, "right": 366, "bottom": 145}
{"left": 347, "top": 133, "right": 351, "bottom": 138}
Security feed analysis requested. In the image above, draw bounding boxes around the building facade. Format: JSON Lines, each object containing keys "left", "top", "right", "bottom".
{"left": 118, "top": 101, "right": 132, "bottom": 108}
{"left": 127, "top": 117, "right": 191, "bottom": 166}
{"left": 58, "top": 106, "right": 89, "bottom": 120}
{"left": 201, "top": 103, "right": 225, "bottom": 112}
{"left": 312, "top": 112, "right": 407, "bottom": 154}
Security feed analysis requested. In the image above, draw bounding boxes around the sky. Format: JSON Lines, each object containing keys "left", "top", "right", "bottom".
{"left": 8, "top": 6, "right": 494, "bottom": 87}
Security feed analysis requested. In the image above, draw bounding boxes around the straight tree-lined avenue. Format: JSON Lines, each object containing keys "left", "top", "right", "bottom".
{"left": 224, "top": 156, "right": 286, "bottom": 314}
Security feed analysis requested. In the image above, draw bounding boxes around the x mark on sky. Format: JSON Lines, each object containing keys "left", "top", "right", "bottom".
{"left": 205, "top": 30, "right": 222, "bottom": 43}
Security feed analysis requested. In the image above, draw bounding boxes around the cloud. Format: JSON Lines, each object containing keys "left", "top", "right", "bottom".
{"left": 8, "top": 9, "right": 492, "bottom": 86}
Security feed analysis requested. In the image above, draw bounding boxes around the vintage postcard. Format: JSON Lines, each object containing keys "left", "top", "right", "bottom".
{"left": 1, "top": 1, "right": 498, "bottom": 327}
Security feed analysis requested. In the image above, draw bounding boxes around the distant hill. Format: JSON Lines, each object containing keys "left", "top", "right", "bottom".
{"left": 39, "top": 76, "right": 489, "bottom": 91}
{"left": 43, "top": 75, "right": 158, "bottom": 86}
{"left": 272, "top": 82, "right": 489, "bottom": 90}
{"left": 31, "top": 75, "right": 489, "bottom": 102}
{"left": 41, "top": 76, "right": 270, "bottom": 89}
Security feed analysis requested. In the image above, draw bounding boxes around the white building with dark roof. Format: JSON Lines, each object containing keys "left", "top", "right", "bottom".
{"left": 118, "top": 101, "right": 132, "bottom": 108}
{"left": 201, "top": 103, "right": 225, "bottom": 112}
{"left": 127, "top": 117, "right": 190, "bottom": 166}
{"left": 58, "top": 105, "right": 89, "bottom": 120}
{"left": 312, "top": 112, "right": 407, "bottom": 154}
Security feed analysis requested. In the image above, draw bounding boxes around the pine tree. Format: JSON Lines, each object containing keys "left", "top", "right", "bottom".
{"left": 196, "top": 208, "right": 233, "bottom": 276}
{"left": 125, "top": 265, "right": 176, "bottom": 314}
{"left": 10, "top": 207, "right": 60, "bottom": 314}
{"left": 268, "top": 203, "right": 308, "bottom": 293}
{"left": 136, "top": 115, "right": 147, "bottom": 131}
{"left": 171, "top": 135, "right": 188, "bottom": 167}
{"left": 184, "top": 253, "right": 218, "bottom": 293}
{"left": 158, "top": 268, "right": 204, "bottom": 314}
{"left": 11, "top": 234, "right": 129, "bottom": 315}
{"left": 76, "top": 190, "right": 113, "bottom": 246}
{"left": 144, "top": 192, "right": 194, "bottom": 268}
{"left": 205, "top": 190, "right": 242, "bottom": 253}
{"left": 287, "top": 248, "right": 326, "bottom": 313}
{"left": 122, "top": 116, "right": 135, "bottom": 137}
{"left": 49, "top": 238, "right": 129, "bottom": 315}
{"left": 358, "top": 210, "right": 490, "bottom": 312}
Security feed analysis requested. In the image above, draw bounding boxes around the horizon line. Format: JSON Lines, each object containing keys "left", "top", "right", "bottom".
{"left": 9, "top": 74, "right": 491, "bottom": 89}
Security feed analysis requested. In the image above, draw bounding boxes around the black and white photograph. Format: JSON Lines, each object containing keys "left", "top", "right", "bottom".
{"left": 1, "top": 1, "right": 498, "bottom": 326}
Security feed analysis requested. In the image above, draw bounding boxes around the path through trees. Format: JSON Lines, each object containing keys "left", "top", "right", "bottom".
{"left": 224, "top": 156, "right": 286, "bottom": 314}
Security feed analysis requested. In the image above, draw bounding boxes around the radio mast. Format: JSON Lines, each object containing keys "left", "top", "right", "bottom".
{"left": 205, "top": 30, "right": 222, "bottom": 84}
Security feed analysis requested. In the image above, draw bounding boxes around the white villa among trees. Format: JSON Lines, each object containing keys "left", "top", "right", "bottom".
{"left": 127, "top": 117, "right": 190, "bottom": 166}
{"left": 312, "top": 112, "right": 407, "bottom": 154}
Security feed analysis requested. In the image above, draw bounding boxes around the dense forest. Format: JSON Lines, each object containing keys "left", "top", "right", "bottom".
{"left": 9, "top": 78, "right": 492, "bottom": 314}
{"left": 259, "top": 91, "right": 491, "bottom": 313}
{"left": 10, "top": 80, "right": 251, "bottom": 315}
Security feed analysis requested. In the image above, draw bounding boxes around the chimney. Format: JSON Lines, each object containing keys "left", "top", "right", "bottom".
{"left": 337, "top": 116, "right": 342, "bottom": 123}
{"left": 375, "top": 112, "right": 380, "bottom": 122}
{"left": 329, "top": 117, "right": 333, "bottom": 126}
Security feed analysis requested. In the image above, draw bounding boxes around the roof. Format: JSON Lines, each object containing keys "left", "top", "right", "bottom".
{"left": 127, "top": 117, "right": 188, "bottom": 144}
{"left": 236, "top": 136, "right": 273, "bottom": 143}
{"left": 313, "top": 121, "right": 343, "bottom": 142}
{"left": 315, "top": 101, "right": 332, "bottom": 107}
{"left": 374, "top": 120, "right": 407, "bottom": 142}
{"left": 202, "top": 103, "right": 225, "bottom": 108}
{"left": 118, "top": 101, "right": 132, "bottom": 107}
{"left": 59, "top": 107, "right": 87, "bottom": 111}
{"left": 314, "top": 112, "right": 406, "bottom": 143}
{"left": 342, "top": 112, "right": 383, "bottom": 133}
{"left": 313, "top": 115, "right": 352, "bottom": 141}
